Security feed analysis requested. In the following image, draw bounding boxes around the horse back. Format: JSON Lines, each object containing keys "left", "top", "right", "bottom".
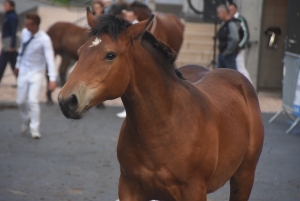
{"left": 179, "top": 64, "right": 209, "bottom": 83}
{"left": 47, "top": 22, "right": 88, "bottom": 59}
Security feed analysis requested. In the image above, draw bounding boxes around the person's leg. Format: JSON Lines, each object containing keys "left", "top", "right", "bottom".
{"left": 8, "top": 51, "right": 18, "bottom": 72}
{"left": 217, "top": 53, "right": 226, "bottom": 68}
{"left": 223, "top": 53, "right": 237, "bottom": 70}
{"left": 28, "top": 71, "right": 44, "bottom": 137}
{"left": 0, "top": 51, "right": 9, "bottom": 82}
{"left": 236, "top": 50, "right": 252, "bottom": 83}
{"left": 16, "top": 72, "right": 30, "bottom": 127}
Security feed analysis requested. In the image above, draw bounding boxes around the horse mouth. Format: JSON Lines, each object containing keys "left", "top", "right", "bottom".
{"left": 59, "top": 100, "right": 89, "bottom": 120}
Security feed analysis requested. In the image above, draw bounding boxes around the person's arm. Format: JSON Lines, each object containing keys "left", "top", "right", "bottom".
{"left": 238, "top": 16, "right": 249, "bottom": 49}
{"left": 43, "top": 37, "right": 57, "bottom": 82}
{"left": 223, "top": 21, "right": 239, "bottom": 55}
{"left": 8, "top": 15, "right": 18, "bottom": 49}
{"left": 43, "top": 37, "right": 57, "bottom": 91}
{"left": 14, "top": 29, "right": 26, "bottom": 76}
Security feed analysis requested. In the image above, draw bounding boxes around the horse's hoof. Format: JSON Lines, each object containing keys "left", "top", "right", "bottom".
{"left": 96, "top": 103, "right": 105, "bottom": 109}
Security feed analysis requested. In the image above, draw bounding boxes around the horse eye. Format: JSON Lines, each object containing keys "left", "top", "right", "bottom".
{"left": 105, "top": 53, "right": 116, "bottom": 61}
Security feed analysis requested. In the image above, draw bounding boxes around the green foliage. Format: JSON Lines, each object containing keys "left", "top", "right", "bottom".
{"left": 53, "top": 0, "right": 70, "bottom": 5}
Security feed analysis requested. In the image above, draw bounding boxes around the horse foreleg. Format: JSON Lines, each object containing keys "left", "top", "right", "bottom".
{"left": 45, "top": 69, "right": 53, "bottom": 105}
{"left": 59, "top": 55, "right": 71, "bottom": 86}
{"left": 229, "top": 161, "right": 257, "bottom": 201}
{"left": 118, "top": 175, "right": 146, "bottom": 201}
{"left": 181, "top": 181, "right": 207, "bottom": 201}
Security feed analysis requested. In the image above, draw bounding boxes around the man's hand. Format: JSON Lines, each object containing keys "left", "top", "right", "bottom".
{"left": 49, "top": 81, "right": 56, "bottom": 92}
{"left": 14, "top": 68, "right": 19, "bottom": 77}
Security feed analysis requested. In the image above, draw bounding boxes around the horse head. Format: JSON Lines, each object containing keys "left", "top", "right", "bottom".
{"left": 58, "top": 8, "right": 155, "bottom": 119}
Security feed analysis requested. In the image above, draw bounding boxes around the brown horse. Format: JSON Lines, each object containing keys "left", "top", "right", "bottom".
{"left": 46, "top": 2, "right": 183, "bottom": 103}
{"left": 109, "top": 1, "right": 184, "bottom": 54}
{"left": 58, "top": 12, "right": 264, "bottom": 201}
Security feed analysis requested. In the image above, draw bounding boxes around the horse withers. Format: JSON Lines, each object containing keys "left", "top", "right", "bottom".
{"left": 58, "top": 10, "right": 264, "bottom": 201}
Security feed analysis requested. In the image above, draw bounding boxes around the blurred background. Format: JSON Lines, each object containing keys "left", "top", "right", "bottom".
{"left": 0, "top": 0, "right": 300, "bottom": 201}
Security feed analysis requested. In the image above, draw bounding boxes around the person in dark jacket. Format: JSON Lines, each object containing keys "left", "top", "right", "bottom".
{"left": 0, "top": 0, "right": 18, "bottom": 83}
{"left": 216, "top": 4, "right": 240, "bottom": 70}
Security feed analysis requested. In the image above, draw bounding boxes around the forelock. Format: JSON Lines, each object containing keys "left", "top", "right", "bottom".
{"left": 89, "top": 14, "right": 132, "bottom": 40}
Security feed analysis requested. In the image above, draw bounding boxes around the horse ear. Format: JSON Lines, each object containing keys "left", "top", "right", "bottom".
{"left": 126, "top": 14, "right": 155, "bottom": 40}
{"left": 86, "top": 7, "right": 98, "bottom": 28}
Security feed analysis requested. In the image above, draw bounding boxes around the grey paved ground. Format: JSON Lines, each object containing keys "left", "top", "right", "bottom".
{"left": 0, "top": 103, "right": 300, "bottom": 201}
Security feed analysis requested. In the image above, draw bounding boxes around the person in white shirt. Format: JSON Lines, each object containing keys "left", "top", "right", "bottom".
{"left": 116, "top": 8, "right": 139, "bottom": 119}
{"left": 14, "top": 13, "right": 56, "bottom": 139}
{"left": 229, "top": 3, "right": 252, "bottom": 83}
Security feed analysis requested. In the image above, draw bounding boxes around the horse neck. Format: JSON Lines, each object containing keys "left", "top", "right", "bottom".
{"left": 121, "top": 47, "right": 178, "bottom": 128}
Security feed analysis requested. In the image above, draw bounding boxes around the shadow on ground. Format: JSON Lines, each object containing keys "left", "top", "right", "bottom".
{"left": 0, "top": 103, "right": 300, "bottom": 201}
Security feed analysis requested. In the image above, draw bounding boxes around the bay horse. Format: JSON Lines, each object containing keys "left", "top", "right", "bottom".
{"left": 46, "top": 2, "right": 183, "bottom": 103}
{"left": 58, "top": 12, "right": 264, "bottom": 201}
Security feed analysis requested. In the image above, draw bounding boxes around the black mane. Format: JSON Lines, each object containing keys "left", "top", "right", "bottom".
{"left": 89, "top": 14, "right": 182, "bottom": 78}
{"left": 89, "top": 14, "right": 132, "bottom": 40}
{"left": 141, "top": 31, "right": 177, "bottom": 64}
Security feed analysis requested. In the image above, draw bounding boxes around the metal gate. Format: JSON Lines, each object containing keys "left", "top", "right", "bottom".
{"left": 269, "top": 0, "right": 300, "bottom": 133}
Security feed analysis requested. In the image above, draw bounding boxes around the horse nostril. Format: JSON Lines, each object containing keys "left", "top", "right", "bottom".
{"left": 67, "top": 94, "right": 78, "bottom": 109}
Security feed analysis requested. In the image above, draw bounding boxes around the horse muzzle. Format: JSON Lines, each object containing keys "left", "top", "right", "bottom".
{"left": 58, "top": 93, "right": 87, "bottom": 119}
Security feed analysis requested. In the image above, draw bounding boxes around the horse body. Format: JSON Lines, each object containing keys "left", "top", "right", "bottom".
{"left": 47, "top": 22, "right": 88, "bottom": 84}
{"left": 116, "top": 48, "right": 263, "bottom": 200}
{"left": 58, "top": 13, "right": 264, "bottom": 200}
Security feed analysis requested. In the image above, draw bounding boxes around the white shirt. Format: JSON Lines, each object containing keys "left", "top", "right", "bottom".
{"left": 234, "top": 12, "right": 239, "bottom": 19}
{"left": 16, "top": 28, "right": 56, "bottom": 82}
{"left": 132, "top": 19, "right": 139, "bottom": 24}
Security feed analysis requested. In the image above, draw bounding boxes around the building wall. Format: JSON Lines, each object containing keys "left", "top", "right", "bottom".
{"left": 182, "top": 0, "right": 204, "bottom": 14}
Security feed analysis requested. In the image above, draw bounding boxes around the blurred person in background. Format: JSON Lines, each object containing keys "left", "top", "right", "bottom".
{"left": 0, "top": 0, "right": 18, "bottom": 84}
{"left": 124, "top": 8, "right": 138, "bottom": 24}
{"left": 93, "top": 1, "right": 105, "bottom": 17}
{"left": 216, "top": 5, "right": 240, "bottom": 70}
{"left": 229, "top": 3, "right": 252, "bottom": 83}
{"left": 14, "top": 14, "right": 56, "bottom": 139}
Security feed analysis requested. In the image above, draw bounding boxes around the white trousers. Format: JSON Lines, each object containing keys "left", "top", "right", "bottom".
{"left": 16, "top": 70, "right": 44, "bottom": 131}
{"left": 236, "top": 50, "right": 252, "bottom": 84}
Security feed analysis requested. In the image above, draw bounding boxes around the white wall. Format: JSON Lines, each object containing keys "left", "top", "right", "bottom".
{"left": 182, "top": 0, "right": 204, "bottom": 13}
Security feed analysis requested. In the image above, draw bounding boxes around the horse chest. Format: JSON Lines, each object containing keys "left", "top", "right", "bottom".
{"left": 120, "top": 162, "right": 181, "bottom": 200}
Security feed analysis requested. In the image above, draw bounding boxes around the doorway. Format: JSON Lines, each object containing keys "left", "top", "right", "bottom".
{"left": 257, "top": 0, "right": 288, "bottom": 92}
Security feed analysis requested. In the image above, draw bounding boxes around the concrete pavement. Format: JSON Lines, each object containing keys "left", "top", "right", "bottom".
{"left": 0, "top": 103, "right": 300, "bottom": 201}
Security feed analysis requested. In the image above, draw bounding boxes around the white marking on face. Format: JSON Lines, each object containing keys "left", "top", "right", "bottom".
{"left": 89, "top": 37, "right": 101, "bottom": 47}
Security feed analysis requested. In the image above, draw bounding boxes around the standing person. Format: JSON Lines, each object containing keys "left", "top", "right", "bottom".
{"left": 14, "top": 13, "right": 56, "bottom": 139}
{"left": 92, "top": 1, "right": 105, "bottom": 17}
{"left": 116, "top": 8, "right": 138, "bottom": 119}
{"left": 0, "top": 0, "right": 18, "bottom": 83}
{"left": 216, "top": 5, "right": 240, "bottom": 70}
{"left": 229, "top": 3, "right": 252, "bottom": 83}
{"left": 124, "top": 8, "right": 139, "bottom": 24}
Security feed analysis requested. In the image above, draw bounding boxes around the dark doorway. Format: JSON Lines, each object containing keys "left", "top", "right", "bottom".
{"left": 257, "top": 0, "right": 288, "bottom": 92}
